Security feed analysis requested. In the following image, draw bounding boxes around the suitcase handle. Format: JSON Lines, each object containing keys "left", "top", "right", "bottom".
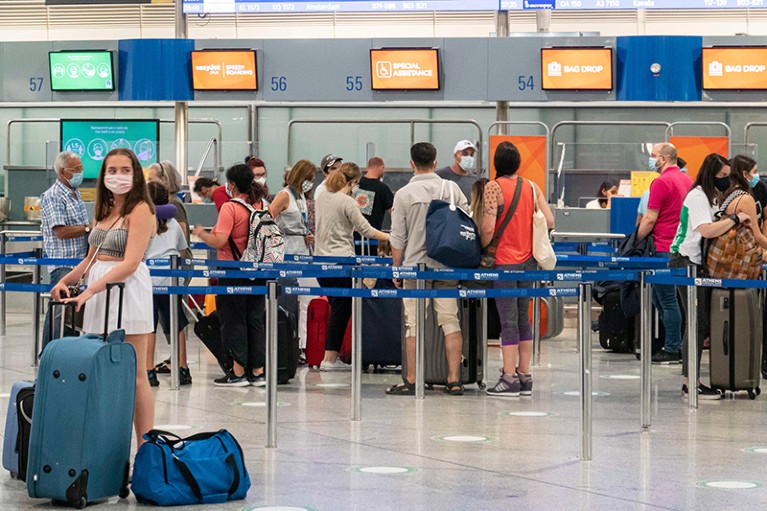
{"left": 104, "top": 282, "right": 125, "bottom": 338}
{"left": 48, "top": 300, "right": 78, "bottom": 340}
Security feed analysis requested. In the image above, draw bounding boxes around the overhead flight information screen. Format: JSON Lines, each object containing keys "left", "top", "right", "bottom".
{"left": 184, "top": 0, "right": 767, "bottom": 13}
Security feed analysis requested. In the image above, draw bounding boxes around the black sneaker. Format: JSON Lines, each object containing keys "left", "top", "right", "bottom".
{"left": 682, "top": 383, "right": 723, "bottom": 400}
{"left": 154, "top": 359, "right": 171, "bottom": 374}
{"left": 213, "top": 371, "right": 249, "bottom": 387}
{"left": 179, "top": 367, "right": 192, "bottom": 386}
{"left": 249, "top": 373, "right": 266, "bottom": 387}
{"left": 147, "top": 369, "right": 159, "bottom": 388}
{"left": 486, "top": 372, "right": 521, "bottom": 398}
{"left": 652, "top": 349, "right": 682, "bottom": 365}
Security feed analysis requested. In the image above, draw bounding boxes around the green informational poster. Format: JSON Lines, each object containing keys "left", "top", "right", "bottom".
{"left": 61, "top": 120, "right": 159, "bottom": 178}
{"left": 49, "top": 51, "right": 114, "bottom": 91}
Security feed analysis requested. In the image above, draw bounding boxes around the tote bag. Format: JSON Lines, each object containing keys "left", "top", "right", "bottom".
{"left": 425, "top": 180, "right": 481, "bottom": 268}
{"left": 530, "top": 180, "right": 557, "bottom": 270}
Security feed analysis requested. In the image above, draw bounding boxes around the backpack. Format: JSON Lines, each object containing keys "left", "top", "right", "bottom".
{"left": 228, "top": 198, "right": 285, "bottom": 264}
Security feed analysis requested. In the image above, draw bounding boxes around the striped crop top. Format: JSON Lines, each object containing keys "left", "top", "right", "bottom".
{"left": 88, "top": 227, "right": 152, "bottom": 260}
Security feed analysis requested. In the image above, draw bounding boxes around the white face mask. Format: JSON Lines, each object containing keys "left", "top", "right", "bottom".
{"left": 351, "top": 183, "right": 360, "bottom": 194}
{"left": 460, "top": 155, "right": 475, "bottom": 172}
{"left": 301, "top": 180, "right": 313, "bottom": 193}
{"left": 104, "top": 174, "right": 133, "bottom": 195}
{"left": 254, "top": 176, "right": 266, "bottom": 186}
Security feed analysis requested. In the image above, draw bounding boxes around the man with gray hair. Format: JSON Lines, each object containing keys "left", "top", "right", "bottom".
{"left": 40, "top": 151, "right": 90, "bottom": 352}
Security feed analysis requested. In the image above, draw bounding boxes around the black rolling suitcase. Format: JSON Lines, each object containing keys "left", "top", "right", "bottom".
{"left": 362, "top": 279, "right": 402, "bottom": 370}
{"left": 277, "top": 306, "right": 299, "bottom": 384}
{"left": 710, "top": 288, "right": 762, "bottom": 399}
{"left": 401, "top": 298, "right": 484, "bottom": 388}
{"left": 598, "top": 290, "right": 635, "bottom": 353}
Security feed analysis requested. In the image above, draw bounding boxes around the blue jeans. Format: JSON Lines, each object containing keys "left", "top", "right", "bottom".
{"left": 651, "top": 252, "right": 682, "bottom": 354}
{"left": 41, "top": 267, "right": 77, "bottom": 355}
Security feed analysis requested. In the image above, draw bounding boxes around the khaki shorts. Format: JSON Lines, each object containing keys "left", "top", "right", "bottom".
{"left": 403, "top": 279, "right": 461, "bottom": 338}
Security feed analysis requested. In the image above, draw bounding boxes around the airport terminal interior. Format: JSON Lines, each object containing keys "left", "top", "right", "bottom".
{"left": 3, "top": 1, "right": 767, "bottom": 510}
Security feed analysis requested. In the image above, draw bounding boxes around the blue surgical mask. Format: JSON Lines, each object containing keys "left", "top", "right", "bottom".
{"left": 460, "top": 155, "right": 476, "bottom": 172}
{"left": 648, "top": 157, "right": 658, "bottom": 171}
{"left": 68, "top": 172, "right": 83, "bottom": 188}
{"left": 225, "top": 185, "right": 233, "bottom": 198}
{"left": 202, "top": 197, "right": 212, "bottom": 204}
{"left": 750, "top": 173, "right": 760, "bottom": 188}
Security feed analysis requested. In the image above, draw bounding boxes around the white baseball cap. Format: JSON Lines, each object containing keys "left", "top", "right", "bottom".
{"left": 454, "top": 140, "right": 477, "bottom": 154}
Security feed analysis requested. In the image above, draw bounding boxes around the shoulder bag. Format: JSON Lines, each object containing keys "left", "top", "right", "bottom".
{"left": 530, "top": 180, "right": 557, "bottom": 270}
{"left": 706, "top": 192, "right": 763, "bottom": 280}
{"left": 425, "top": 180, "right": 482, "bottom": 268}
{"left": 480, "top": 177, "right": 523, "bottom": 269}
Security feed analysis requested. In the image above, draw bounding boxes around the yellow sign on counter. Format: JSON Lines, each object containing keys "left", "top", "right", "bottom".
{"left": 79, "top": 188, "right": 97, "bottom": 202}
{"left": 630, "top": 171, "right": 659, "bottom": 197}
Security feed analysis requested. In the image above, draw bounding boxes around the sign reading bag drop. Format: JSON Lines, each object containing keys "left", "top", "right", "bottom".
{"left": 702, "top": 47, "right": 767, "bottom": 90}
{"left": 370, "top": 48, "right": 440, "bottom": 91}
{"left": 541, "top": 47, "right": 613, "bottom": 91}
{"left": 191, "top": 50, "right": 258, "bottom": 91}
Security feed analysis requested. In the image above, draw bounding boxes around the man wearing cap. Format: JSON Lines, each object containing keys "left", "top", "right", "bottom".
{"left": 436, "top": 140, "right": 478, "bottom": 200}
{"left": 314, "top": 154, "right": 343, "bottom": 202}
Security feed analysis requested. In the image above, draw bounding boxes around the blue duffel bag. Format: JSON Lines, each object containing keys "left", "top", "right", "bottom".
{"left": 425, "top": 180, "right": 481, "bottom": 268}
{"left": 132, "top": 429, "right": 250, "bottom": 506}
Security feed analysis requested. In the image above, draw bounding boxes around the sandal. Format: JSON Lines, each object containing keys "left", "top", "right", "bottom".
{"left": 154, "top": 359, "right": 171, "bottom": 374}
{"left": 444, "top": 381, "right": 464, "bottom": 396}
{"left": 386, "top": 380, "right": 415, "bottom": 396}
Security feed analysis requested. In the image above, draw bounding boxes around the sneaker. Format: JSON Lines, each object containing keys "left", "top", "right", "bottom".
{"left": 249, "top": 373, "right": 266, "bottom": 387}
{"left": 682, "top": 383, "right": 723, "bottom": 400}
{"left": 652, "top": 349, "right": 682, "bottom": 365}
{"left": 147, "top": 370, "right": 159, "bottom": 388}
{"left": 154, "top": 359, "right": 171, "bottom": 374}
{"left": 320, "top": 359, "right": 351, "bottom": 372}
{"left": 179, "top": 367, "right": 192, "bottom": 386}
{"left": 298, "top": 349, "right": 307, "bottom": 366}
{"left": 213, "top": 371, "right": 250, "bottom": 387}
{"left": 517, "top": 372, "right": 533, "bottom": 396}
{"left": 486, "top": 372, "right": 521, "bottom": 398}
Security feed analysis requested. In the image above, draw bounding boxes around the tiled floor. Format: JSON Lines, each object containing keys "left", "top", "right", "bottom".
{"left": 2, "top": 312, "right": 767, "bottom": 510}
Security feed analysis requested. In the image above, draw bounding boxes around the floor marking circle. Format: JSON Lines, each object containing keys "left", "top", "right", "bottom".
{"left": 153, "top": 424, "right": 195, "bottom": 431}
{"left": 503, "top": 411, "right": 557, "bottom": 417}
{"left": 600, "top": 375, "right": 640, "bottom": 380}
{"left": 743, "top": 447, "right": 767, "bottom": 455}
{"left": 0, "top": 393, "right": 10, "bottom": 398}
{"left": 313, "top": 383, "right": 351, "bottom": 388}
{"left": 696, "top": 480, "right": 765, "bottom": 490}
{"left": 248, "top": 507, "right": 317, "bottom": 511}
{"left": 238, "top": 401, "right": 290, "bottom": 408}
{"left": 433, "top": 435, "right": 494, "bottom": 443}
{"left": 352, "top": 466, "right": 415, "bottom": 474}
{"left": 562, "top": 391, "right": 610, "bottom": 397}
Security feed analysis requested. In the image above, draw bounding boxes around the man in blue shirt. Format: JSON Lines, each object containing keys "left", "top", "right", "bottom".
{"left": 40, "top": 151, "right": 90, "bottom": 351}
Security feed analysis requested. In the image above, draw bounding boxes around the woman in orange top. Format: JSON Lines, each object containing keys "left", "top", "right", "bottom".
{"left": 481, "top": 141, "right": 554, "bottom": 398}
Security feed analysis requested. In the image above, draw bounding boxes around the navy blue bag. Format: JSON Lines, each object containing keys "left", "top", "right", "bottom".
{"left": 131, "top": 429, "right": 250, "bottom": 506}
{"left": 425, "top": 179, "right": 481, "bottom": 268}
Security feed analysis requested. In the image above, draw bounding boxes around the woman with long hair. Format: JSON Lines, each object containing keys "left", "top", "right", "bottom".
{"left": 192, "top": 164, "right": 269, "bottom": 386}
{"left": 52, "top": 148, "right": 157, "bottom": 445}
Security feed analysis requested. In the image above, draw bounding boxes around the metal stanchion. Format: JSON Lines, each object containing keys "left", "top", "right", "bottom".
{"left": 31, "top": 248, "right": 42, "bottom": 366}
{"left": 351, "top": 277, "right": 363, "bottom": 421}
{"left": 169, "top": 255, "right": 180, "bottom": 391}
{"left": 687, "top": 266, "right": 698, "bottom": 410}
{"left": 0, "top": 232, "right": 6, "bottom": 336}
{"left": 480, "top": 296, "right": 488, "bottom": 388}
{"left": 532, "top": 282, "right": 542, "bottom": 367}
{"left": 578, "top": 282, "right": 592, "bottom": 461}
{"left": 640, "top": 272, "right": 652, "bottom": 430}
{"left": 265, "top": 280, "right": 279, "bottom": 448}
{"left": 415, "top": 263, "right": 426, "bottom": 400}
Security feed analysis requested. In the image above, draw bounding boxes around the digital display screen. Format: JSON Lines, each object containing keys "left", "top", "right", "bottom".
{"left": 49, "top": 51, "right": 114, "bottom": 91}
{"left": 61, "top": 120, "right": 159, "bottom": 179}
{"left": 702, "top": 47, "right": 767, "bottom": 90}
{"left": 191, "top": 50, "right": 258, "bottom": 91}
{"left": 370, "top": 48, "right": 440, "bottom": 91}
{"left": 501, "top": 0, "right": 766, "bottom": 8}
{"left": 541, "top": 47, "right": 613, "bottom": 91}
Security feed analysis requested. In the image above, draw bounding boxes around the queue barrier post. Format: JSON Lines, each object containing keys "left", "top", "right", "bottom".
{"left": 0, "top": 232, "right": 6, "bottom": 336}
{"left": 532, "top": 281, "right": 542, "bottom": 367}
{"left": 640, "top": 272, "right": 653, "bottom": 430}
{"left": 480, "top": 295, "right": 489, "bottom": 388}
{"left": 169, "top": 255, "right": 181, "bottom": 391}
{"left": 351, "top": 276, "right": 363, "bottom": 421}
{"left": 415, "top": 263, "right": 426, "bottom": 400}
{"left": 578, "top": 282, "right": 592, "bottom": 461}
{"left": 686, "top": 266, "right": 698, "bottom": 410}
{"left": 31, "top": 248, "right": 42, "bottom": 367}
{"left": 265, "top": 280, "right": 279, "bottom": 448}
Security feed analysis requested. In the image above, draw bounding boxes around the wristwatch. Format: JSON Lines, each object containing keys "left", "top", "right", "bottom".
{"left": 84, "top": 225, "right": 91, "bottom": 234}
{"left": 729, "top": 214, "right": 740, "bottom": 226}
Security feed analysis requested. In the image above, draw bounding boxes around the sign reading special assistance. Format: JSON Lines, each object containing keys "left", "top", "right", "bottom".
{"left": 191, "top": 50, "right": 258, "bottom": 91}
{"left": 702, "top": 47, "right": 767, "bottom": 90}
{"left": 541, "top": 47, "right": 613, "bottom": 91}
{"left": 370, "top": 48, "right": 440, "bottom": 91}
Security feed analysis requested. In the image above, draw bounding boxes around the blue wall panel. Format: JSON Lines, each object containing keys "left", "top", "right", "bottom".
{"left": 118, "top": 39, "right": 194, "bottom": 101}
{"left": 616, "top": 36, "right": 702, "bottom": 102}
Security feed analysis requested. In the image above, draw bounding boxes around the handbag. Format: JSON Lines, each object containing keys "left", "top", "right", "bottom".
{"left": 706, "top": 193, "right": 763, "bottom": 280}
{"left": 131, "top": 429, "right": 251, "bottom": 506}
{"left": 530, "top": 180, "right": 557, "bottom": 270}
{"left": 425, "top": 180, "right": 481, "bottom": 268}
{"left": 480, "top": 177, "right": 523, "bottom": 269}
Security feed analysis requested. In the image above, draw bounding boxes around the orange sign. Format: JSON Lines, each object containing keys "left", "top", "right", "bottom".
{"left": 370, "top": 49, "right": 440, "bottom": 91}
{"left": 702, "top": 47, "right": 767, "bottom": 90}
{"left": 669, "top": 136, "right": 729, "bottom": 181}
{"left": 191, "top": 50, "right": 257, "bottom": 91}
{"left": 489, "top": 135, "right": 547, "bottom": 193}
{"left": 541, "top": 48, "right": 613, "bottom": 91}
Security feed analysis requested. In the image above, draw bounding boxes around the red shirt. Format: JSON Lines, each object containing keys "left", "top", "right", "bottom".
{"left": 212, "top": 197, "right": 264, "bottom": 260}
{"left": 213, "top": 186, "right": 229, "bottom": 211}
{"left": 646, "top": 166, "right": 692, "bottom": 252}
{"left": 495, "top": 177, "right": 534, "bottom": 265}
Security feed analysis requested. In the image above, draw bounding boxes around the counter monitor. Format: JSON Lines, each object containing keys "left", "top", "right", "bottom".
{"left": 541, "top": 47, "right": 613, "bottom": 91}
{"left": 702, "top": 47, "right": 767, "bottom": 90}
{"left": 370, "top": 48, "right": 440, "bottom": 91}
{"left": 49, "top": 50, "right": 115, "bottom": 91}
{"left": 191, "top": 50, "right": 258, "bottom": 91}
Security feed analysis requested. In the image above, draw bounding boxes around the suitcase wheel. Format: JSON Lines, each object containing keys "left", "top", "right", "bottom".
{"left": 758, "top": 387, "right": 762, "bottom": 396}
{"left": 748, "top": 389, "right": 758, "bottom": 400}
{"left": 478, "top": 381, "right": 486, "bottom": 390}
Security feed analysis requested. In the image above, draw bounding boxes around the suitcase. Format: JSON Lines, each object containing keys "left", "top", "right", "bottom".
{"left": 401, "top": 298, "right": 484, "bottom": 387}
{"left": 361, "top": 279, "right": 402, "bottom": 369}
{"left": 710, "top": 288, "right": 762, "bottom": 399}
{"left": 305, "top": 297, "right": 331, "bottom": 367}
{"left": 598, "top": 290, "right": 635, "bottom": 353}
{"left": 27, "top": 283, "right": 135, "bottom": 508}
{"left": 487, "top": 298, "right": 501, "bottom": 340}
{"left": 277, "top": 306, "right": 299, "bottom": 384}
{"left": 527, "top": 296, "right": 564, "bottom": 340}
{"left": 16, "top": 386, "right": 35, "bottom": 483}
{"left": 2, "top": 380, "right": 34, "bottom": 480}
{"left": 188, "top": 296, "right": 231, "bottom": 375}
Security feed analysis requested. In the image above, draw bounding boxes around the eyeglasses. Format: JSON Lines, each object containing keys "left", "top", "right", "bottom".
{"left": 64, "top": 167, "right": 84, "bottom": 172}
